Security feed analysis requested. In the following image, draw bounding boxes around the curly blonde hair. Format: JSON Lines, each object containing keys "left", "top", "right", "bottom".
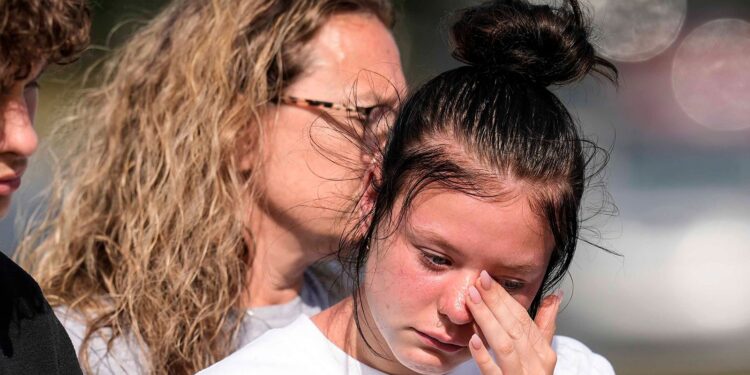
{"left": 17, "top": 0, "right": 393, "bottom": 373}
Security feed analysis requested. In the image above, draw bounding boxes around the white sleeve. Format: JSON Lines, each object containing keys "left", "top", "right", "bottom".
{"left": 54, "top": 306, "right": 148, "bottom": 374}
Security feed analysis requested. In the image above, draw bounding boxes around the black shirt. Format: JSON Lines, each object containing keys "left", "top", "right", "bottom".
{"left": 0, "top": 251, "right": 82, "bottom": 375}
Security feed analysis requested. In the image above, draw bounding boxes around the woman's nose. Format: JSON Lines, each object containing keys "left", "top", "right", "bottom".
{"left": 1, "top": 96, "right": 38, "bottom": 157}
{"left": 437, "top": 274, "right": 475, "bottom": 326}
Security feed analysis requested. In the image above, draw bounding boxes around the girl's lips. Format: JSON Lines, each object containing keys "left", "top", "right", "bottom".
{"left": 0, "top": 176, "right": 21, "bottom": 194}
{"left": 414, "top": 329, "right": 467, "bottom": 353}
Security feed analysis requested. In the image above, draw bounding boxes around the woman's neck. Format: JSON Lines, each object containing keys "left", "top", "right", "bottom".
{"left": 313, "top": 296, "right": 418, "bottom": 375}
{"left": 241, "top": 207, "right": 322, "bottom": 308}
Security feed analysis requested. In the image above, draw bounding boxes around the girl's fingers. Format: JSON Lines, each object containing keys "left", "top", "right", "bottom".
{"left": 477, "top": 271, "right": 542, "bottom": 341}
{"left": 534, "top": 292, "right": 562, "bottom": 344}
{"left": 467, "top": 285, "right": 526, "bottom": 375}
{"left": 475, "top": 273, "right": 544, "bottom": 354}
{"left": 469, "top": 334, "right": 503, "bottom": 375}
{"left": 473, "top": 271, "right": 556, "bottom": 372}
{"left": 475, "top": 271, "right": 536, "bottom": 340}
{"left": 532, "top": 293, "right": 562, "bottom": 365}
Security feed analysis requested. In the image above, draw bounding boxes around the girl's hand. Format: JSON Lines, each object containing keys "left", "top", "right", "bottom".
{"left": 465, "top": 270, "right": 562, "bottom": 375}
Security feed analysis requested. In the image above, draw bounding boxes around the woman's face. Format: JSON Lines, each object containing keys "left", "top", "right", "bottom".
{"left": 363, "top": 187, "right": 555, "bottom": 374}
{"left": 0, "top": 64, "right": 41, "bottom": 217}
{"left": 254, "top": 12, "right": 406, "bottom": 253}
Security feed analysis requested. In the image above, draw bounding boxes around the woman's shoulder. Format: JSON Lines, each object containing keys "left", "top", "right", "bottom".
{"left": 54, "top": 306, "right": 147, "bottom": 374}
{"left": 552, "top": 335, "right": 614, "bottom": 375}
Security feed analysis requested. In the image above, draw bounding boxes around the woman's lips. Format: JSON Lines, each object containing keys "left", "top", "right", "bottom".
{"left": 414, "top": 329, "right": 467, "bottom": 353}
{"left": 0, "top": 176, "right": 21, "bottom": 195}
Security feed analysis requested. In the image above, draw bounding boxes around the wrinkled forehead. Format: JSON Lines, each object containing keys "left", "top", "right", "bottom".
{"left": 289, "top": 12, "right": 406, "bottom": 106}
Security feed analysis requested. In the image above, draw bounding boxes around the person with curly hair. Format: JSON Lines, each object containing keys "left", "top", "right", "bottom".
{"left": 0, "top": 0, "right": 90, "bottom": 373}
{"left": 16, "top": 0, "right": 405, "bottom": 373}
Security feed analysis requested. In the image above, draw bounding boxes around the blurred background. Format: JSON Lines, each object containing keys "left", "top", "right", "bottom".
{"left": 2, "top": 0, "right": 748, "bottom": 374}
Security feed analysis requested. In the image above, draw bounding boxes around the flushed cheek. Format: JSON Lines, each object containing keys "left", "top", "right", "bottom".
{"left": 366, "top": 255, "right": 445, "bottom": 337}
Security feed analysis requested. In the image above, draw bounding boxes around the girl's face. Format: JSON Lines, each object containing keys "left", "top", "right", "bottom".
{"left": 363, "top": 187, "right": 554, "bottom": 374}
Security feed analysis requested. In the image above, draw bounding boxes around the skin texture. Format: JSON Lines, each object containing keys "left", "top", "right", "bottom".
{"left": 243, "top": 13, "right": 406, "bottom": 308}
{"left": 0, "top": 64, "right": 41, "bottom": 217}
{"left": 315, "top": 185, "right": 560, "bottom": 374}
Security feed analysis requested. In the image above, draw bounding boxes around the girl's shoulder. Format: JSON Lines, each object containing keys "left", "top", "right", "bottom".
{"left": 199, "top": 315, "right": 382, "bottom": 375}
{"left": 552, "top": 335, "right": 614, "bottom": 375}
{"left": 201, "top": 316, "right": 614, "bottom": 375}
{"left": 450, "top": 335, "right": 614, "bottom": 375}
{"left": 54, "top": 306, "right": 147, "bottom": 375}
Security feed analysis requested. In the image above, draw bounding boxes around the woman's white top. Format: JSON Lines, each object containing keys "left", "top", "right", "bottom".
{"left": 56, "top": 270, "right": 331, "bottom": 374}
{"left": 198, "top": 315, "right": 615, "bottom": 375}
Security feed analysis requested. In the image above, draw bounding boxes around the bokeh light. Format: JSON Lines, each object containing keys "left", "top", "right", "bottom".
{"left": 668, "top": 215, "right": 750, "bottom": 333}
{"left": 672, "top": 19, "right": 750, "bottom": 131}
{"left": 587, "top": 0, "right": 686, "bottom": 62}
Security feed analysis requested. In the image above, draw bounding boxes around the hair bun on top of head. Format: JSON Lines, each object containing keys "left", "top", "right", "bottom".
{"left": 450, "top": 0, "right": 617, "bottom": 87}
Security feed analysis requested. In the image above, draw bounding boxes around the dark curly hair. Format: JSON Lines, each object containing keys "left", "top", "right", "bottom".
{"left": 0, "top": 0, "right": 90, "bottom": 94}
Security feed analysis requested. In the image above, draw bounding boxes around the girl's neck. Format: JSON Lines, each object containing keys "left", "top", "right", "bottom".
{"left": 313, "top": 296, "right": 418, "bottom": 375}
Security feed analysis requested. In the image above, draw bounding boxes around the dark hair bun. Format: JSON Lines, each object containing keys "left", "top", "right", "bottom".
{"left": 450, "top": 0, "right": 617, "bottom": 87}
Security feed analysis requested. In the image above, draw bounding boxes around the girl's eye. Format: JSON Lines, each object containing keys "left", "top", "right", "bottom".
{"left": 499, "top": 279, "right": 525, "bottom": 292}
{"left": 419, "top": 251, "right": 452, "bottom": 269}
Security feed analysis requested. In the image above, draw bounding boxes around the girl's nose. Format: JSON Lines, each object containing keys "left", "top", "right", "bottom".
{"left": 437, "top": 273, "right": 475, "bottom": 326}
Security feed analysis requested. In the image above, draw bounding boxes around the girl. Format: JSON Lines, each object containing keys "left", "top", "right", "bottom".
{"left": 17, "top": 0, "right": 405, "bottom": 373}
{"left": 201, "top": 0, "right": 617, "bottom": 374}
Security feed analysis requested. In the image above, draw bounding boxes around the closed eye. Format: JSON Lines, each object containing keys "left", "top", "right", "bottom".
{"left": 358, "top": 104, "right": 393, "bottom": 130}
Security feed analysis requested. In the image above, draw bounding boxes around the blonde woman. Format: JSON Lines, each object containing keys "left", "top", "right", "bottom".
{"left": 17, "top": 0, "right": 405, "bottom": 373}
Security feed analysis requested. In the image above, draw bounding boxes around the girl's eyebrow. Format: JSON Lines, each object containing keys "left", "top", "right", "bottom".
{"left": 408, "top": 225, "right": 463, "bottom": 255}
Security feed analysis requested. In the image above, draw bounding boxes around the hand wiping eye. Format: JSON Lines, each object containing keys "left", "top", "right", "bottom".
{"left": 466, "top": 270, "right": 561, "bottom": 375}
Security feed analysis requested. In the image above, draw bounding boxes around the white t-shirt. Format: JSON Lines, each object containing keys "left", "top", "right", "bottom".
{"left": 198, "top": 315, "right": 615, "bottom": 375}
{"left": 57, "top": 270, "right": 331, "bottom": 374}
